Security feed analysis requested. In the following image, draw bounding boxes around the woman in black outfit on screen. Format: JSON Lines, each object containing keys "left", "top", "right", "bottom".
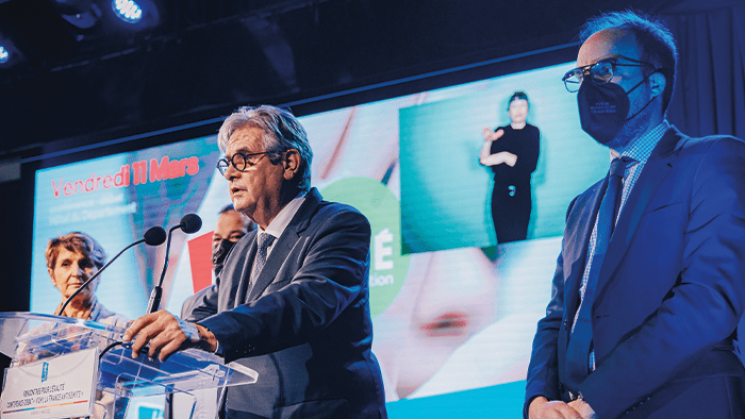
{"left": 479, "top": 91, "right": 540, "bottom": 244}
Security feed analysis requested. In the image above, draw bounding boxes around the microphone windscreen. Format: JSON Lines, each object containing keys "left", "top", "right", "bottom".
{"left": 180, "top": 214, "right": 202, "bottom": 234}
{"left": 144, "top": 226, "right": 167, "bottom": 245}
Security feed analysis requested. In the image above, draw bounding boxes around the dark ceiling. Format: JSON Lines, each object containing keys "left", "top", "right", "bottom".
{"left": 0, "top": 0, "right": 685, "bottom": 157}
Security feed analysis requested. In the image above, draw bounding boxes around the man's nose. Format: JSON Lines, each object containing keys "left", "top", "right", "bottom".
{"left": 224, "top": 161, "right": 239, "bottom": 180}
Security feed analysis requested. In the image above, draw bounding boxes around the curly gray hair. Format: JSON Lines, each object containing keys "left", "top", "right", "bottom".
{"left": 218, "top": 105, "right": 313, "bottom": 192}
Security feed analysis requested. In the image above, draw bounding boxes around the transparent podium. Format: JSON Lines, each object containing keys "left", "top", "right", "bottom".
{"left": 0, "top": 312, "right": 258, "bottom": 419}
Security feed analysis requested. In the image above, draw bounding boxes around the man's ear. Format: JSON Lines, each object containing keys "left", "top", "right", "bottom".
{"left": 282, "top": 149, "right": 301, "bottom": 181}
{"left": 648, "top": 72, "right": 666, "bottom": 98}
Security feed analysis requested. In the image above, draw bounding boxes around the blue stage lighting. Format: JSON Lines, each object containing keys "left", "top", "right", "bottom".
{"left": 0, "top": 46, "right": 9, "bottom": 64}
{"left": 112, "top": 0, "right": 143, "bottom": 23}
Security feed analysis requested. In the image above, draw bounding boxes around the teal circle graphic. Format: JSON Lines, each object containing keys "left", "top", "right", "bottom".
{"left": 321, "top": 177, "right": 410, "bottom": 318}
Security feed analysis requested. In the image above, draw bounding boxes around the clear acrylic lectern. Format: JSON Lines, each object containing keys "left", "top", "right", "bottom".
{"left": 0, "top": 312, "right": 257, "bottom": 419}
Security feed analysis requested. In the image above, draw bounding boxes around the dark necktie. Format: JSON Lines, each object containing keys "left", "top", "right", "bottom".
{"left": 246, "top": 233, "right": 275, "bottom": 302}
{"left": 224, "top": 233, "right": 276, "bottom": 415}
{"left": 565, "top": 157, "right": 630, "bottom": 394}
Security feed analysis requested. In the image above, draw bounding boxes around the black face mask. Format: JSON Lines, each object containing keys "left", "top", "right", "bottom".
{"left": 212, "top": 239, "right": 236, "bottom": 276}
{"left": 578, "top": 72, "right": 659, "bottom": 145}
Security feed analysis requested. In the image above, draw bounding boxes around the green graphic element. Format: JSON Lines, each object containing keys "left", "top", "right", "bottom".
{"left": 321, "top": 177, "right": 410, "bottom": 318}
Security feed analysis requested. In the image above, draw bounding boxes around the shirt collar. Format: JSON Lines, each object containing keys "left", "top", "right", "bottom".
{"left": 260, "top": 191, "right": 307, "bottom": 239}
{"left": 610, "top": 120, "right": 669, "bottom": 165}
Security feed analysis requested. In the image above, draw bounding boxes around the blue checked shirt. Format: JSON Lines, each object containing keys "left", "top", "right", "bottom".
{"left": 573, "top": 120, "right": 670, "bottom": 370}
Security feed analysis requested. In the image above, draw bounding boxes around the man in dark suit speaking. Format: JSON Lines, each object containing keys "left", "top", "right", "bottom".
{"left": 525, "top": 10, "right": 745, "bottom": 419}
{"left": 124, "top": 105, "right": 387, "bottom": 419}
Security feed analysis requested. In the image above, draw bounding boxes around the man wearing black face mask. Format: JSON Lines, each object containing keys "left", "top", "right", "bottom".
{"left": 166, "top": 205, "right": 256, "bottom": 419}
{"left": 179, "top": 205, "right": 255, "bottom": 318}
{"left": 525, "top": 10, "right": 745, "bottom": 419}
{"left": 212, "top": 204, "right": 256, "bottom": 277}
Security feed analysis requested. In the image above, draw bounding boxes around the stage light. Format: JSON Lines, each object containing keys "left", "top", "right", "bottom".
{"left": 0, "top": 37, "right": 21, "bottom": 68}
{"left": 112, "top": 0, "right": 143, "bottom": 24}
{"left": 52, "top": 0, "right": 102, "bottom": 30}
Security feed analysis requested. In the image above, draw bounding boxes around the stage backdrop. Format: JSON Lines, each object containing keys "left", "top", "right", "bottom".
{"left": 31, "top": 61, "right": 611, "bottom": 418}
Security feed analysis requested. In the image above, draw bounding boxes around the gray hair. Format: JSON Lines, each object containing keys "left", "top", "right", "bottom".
{"left": 217, "top": 105, "right": 313, "bottom": 192}
{"left": 580, "top": 10, "right": 678, "bottom": 113}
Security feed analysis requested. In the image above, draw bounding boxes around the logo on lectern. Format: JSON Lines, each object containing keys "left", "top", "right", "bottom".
{"left": 41, "top": 362, "right": 49, "bottom": 382}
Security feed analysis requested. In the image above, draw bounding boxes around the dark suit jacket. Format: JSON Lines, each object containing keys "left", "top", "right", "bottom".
{"left": 525, "top": 127, "right": 745, "bottom": 419}
{"left": 186, "top": 188, "right": 387, "bottom": 419}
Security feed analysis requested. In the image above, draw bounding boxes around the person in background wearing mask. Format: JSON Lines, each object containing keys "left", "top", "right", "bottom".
{"left": 181, "top": 204, "right": 256, "bottom": 325}
{"left": 525, "top": 10, "right": 745, "bottom": 419}
{"left": 167, "top": 205, "right": 256, "bottom": 419}
{"left": 179, "top": 204, "right": 255, "bottom": 320}
{"left": 479, "top": 91, "right": 540, "bottom": 244}
{"left": 212, "top": 204, "right": 256, "bottom": 277}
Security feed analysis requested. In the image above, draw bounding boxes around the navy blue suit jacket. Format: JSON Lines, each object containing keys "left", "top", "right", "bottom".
{"left": 525, "top": 127, "right": 745, "bottom": 419}
{"left": 186, "top": 188, "right": 387, "bottom": 419}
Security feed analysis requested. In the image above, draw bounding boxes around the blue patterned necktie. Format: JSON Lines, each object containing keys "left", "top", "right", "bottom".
{"left": 246, "top": 233, "right": 275, "bottom": 301}
{"left": 565, "top": 157, "right": 630, "bottom": 394}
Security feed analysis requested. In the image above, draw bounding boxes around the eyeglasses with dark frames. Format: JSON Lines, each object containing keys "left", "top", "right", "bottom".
{"left": 216, "top": 151, "right": 270, "bottom": 175}
{"left": 562, "top": 55, "right": 654, "bottom": 93}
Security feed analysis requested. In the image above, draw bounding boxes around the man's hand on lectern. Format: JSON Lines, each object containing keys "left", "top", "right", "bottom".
{"left": 122, "top": 310, "right": 217, "bottom": 362}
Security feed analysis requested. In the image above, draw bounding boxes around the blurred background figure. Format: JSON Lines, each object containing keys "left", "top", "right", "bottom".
{"left": 181, "top": 204, "right": 256, "bottom": 318}
{"left": 480, "top": 91, "right": 540, "bottom": 244}
{"left": 167, "top": 204, "right": 255, "bottom": 419}
{"left": 211, "top": 204, "right": 256, "bottom": 277}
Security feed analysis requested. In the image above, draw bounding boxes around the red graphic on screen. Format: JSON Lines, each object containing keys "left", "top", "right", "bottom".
{"left": 187, "top": 231, "right": 214, "bottom": 293}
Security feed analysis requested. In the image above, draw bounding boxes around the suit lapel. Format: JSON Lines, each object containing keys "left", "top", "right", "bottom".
{"left": 232, "top": 231, "right": 258, "bottom": 308}
{"left": 594, "top": 128, "right": 683, "bottom": 301}
{"left": 564, "top": 178, "right": 607, "bottom": 326}
{"left": 245, "top": 188, "right": 322, "bottom": 302}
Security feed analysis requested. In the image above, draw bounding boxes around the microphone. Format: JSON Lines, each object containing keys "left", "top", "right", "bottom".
{"left": 57, "top": 226, "right": 167, "bottom": 317}
{"left": 180, "top": 213, "right": 202, "bottom": 234}
{"left": 146, "top": 214, "right": 203, "bottom": 313}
